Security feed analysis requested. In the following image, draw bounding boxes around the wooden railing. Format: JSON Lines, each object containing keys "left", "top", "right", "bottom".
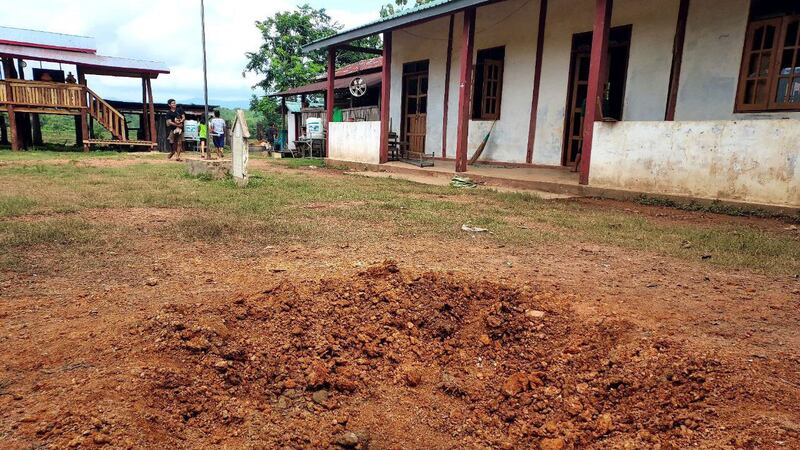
{"left": 0, "top": 79, "right": 129, "bottom": 142}
{"left": 86, "top": 87, "right": 127, "bottom": 141}
{"left": 0, "top": 80, "right": 84, "bottom": 109}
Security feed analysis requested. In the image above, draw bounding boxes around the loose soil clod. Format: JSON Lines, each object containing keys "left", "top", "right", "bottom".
{"left": 102, "top": 261, "right": 762, "bottom": 449}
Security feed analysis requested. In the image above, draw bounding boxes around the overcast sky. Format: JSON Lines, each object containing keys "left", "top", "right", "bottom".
{"left": 2, "top": 0, "right": 384, "bottom": 106}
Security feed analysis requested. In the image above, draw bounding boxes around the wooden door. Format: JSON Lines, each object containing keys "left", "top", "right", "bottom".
{"left": 564, "top": 53, "right": 591, "bottom": 166}
{"left": 403, "top": 72, "right": 428, "bottom": 158}
{"left": 562, "top": 25, "right": 632, "bottom": 166}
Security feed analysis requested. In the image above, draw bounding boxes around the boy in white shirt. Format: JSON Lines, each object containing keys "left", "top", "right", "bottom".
{"left": 210, "top": 111, "right": 226, "bottom": 159}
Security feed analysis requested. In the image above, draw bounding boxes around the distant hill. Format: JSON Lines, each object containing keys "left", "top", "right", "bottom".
{"left": 182, "top": 98, "right": 250, "bottom": 109}
{"left": 218, "top": 107, "right": 262, "bottom": 134}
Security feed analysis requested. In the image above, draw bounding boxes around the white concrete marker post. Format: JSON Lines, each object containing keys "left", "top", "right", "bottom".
{"left": 231, "top": 109, "right": 250, "bottom": 187}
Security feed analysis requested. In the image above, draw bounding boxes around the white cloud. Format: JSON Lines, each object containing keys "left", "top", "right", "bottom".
{"left": 2, "top": 0, "right": 381, "bottom": 106}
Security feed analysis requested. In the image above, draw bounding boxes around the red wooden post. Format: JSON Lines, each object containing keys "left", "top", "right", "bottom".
{"left": 455, "top": 7, "right": 476, "bottom": 173}
{"left": 146, "top": 77, "right": 157, "bottom": 147}
{"left": 325, "top": 46, "right": 336, "bottom": 158}
{"left": 441, "top": 15, "right": 455, "bottom": 159}
{"left": 141, "top": 77, "right": 150, "bottom": 140}
{"left": 526, "top": 0, "right": 548, "bottom": 164}
{"left": 5, "top": 82, "right": 18, "bottom": 151}
{"left": 77, "top": 67, "right": 90, "bottom": 152}
{"left": 379, "top": 31, "right": 392, "bottom": 164}
{"left": 579, "top": 0, "right": 613, "bottom": 185}
{"left": 665, "top": 0, "right": 690, "bottom": 121}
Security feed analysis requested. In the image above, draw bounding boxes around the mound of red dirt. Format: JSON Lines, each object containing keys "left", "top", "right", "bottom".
{"left": 118, "top": 261, "right": 757, "bottom": 449}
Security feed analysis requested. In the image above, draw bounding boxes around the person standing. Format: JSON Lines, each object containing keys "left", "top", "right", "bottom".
{"left": 266, "top": 122, "right": 278, "bottom": 151}
{"left": 210, "top": 110, "right": 226, "bottom": 159}
{"left": 166, "top": 99, "right": 185, "bottom": 161}
{"left": 198, "top": 116, "right": 208, "bottom": 159}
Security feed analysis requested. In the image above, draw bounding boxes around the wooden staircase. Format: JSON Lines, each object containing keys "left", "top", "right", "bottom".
{"left": 0, "top": 79, "right": 156, "bottom": 150}
{"left": 84, "top": 87, "right": 156, "bottom": 149}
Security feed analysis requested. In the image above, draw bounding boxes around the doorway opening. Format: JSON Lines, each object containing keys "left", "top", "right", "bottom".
{"left": 562, "top": 25, "right": 632, "bottom": 166}
{"left": 401, "top": 60, "right": 429, "bottom": 159}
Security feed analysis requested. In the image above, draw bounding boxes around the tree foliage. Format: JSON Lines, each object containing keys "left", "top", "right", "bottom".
{"left": 245, "top": 4, "right": 381, "bottom": 124}
{"left": 380, "top": 0, "right": 436, "bottom": 18}
{"left": 249, "top": 95, "right": 282, "bottom": 127}
{"left": 245, "top": 4, "right": 379, "bottom": 95}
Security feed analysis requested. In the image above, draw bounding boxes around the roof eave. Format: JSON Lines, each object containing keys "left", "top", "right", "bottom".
{"left": 302, "top": 0, "right": 491, "bottom": 53}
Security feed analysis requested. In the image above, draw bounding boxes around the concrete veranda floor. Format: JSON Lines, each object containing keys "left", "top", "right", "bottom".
{"left": 384, "top": 160, "right": 580, "bottom": 186}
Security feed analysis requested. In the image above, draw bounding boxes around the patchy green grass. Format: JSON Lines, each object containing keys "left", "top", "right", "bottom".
{"left": 636, "top": 195, "right": 799, "bottom": 221}
{"left": 0, "top": 218, "right": 95, "bottom": 248}
{"left": 273, "top": 157, "right": 325, "bottom": 169}
{"left": 0, "top": 155, "right": 798, "bottom": 275}
{"left": 0, "top": 195, "right": 36, "bottom": 217}
{"left": 0, "top": 149, "right": 128, "bottom": 161}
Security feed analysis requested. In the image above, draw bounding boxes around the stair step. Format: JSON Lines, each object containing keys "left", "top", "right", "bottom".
{"left": 85, "top": 139, "right": 157, "bottom": 147}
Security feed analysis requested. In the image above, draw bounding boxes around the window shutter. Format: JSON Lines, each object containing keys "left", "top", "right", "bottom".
{"left": 737, "top": 18, "right": 781, "bottom": 111}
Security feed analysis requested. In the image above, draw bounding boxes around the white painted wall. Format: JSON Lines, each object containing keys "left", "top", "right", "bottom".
{"left": 390, "top": 15, "right": 452, "bottom": 159}
{"left": 676, "top": 0, "right": 800, "bottom": 121}
{"left": 287, "top": 111, "right": 297, "bottom": 150}
{"left": 328, "top": 121, "right": 381, "bottom": 165}
{"left": 390, "top": 0, "right": 539, "bottom": 164}
{"left": 533, "top": 0, "right": 680, "bottom": 165}
{"left": 590, "top": 120, "right": 800, "bottom": 207}
{"left": 388, "top": 0, "right": 799, "bottom": 168}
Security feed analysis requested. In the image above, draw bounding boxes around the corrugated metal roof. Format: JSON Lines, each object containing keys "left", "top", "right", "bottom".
{"left": 311, "top": 56, "right": 382, "bottom": 81}
{"left": 0, "top": 43, "right": 169, "bottom": 77}
{"left": 284, "top": 100, "right": 324, "bottom": 113}
{"left": 303, "top": 0, "right": 492, "bottom": 52}
{"left": 107, "top": 100, "right": 218, "bottom": 115}
{"left": 274, "top": 72, "right": 383, "bottom": 97}
{"left": 0, "top": 26, "right": 96, "bottom": 53}
{"left": 331, "top": 56, "right": 382, "bottom": 78}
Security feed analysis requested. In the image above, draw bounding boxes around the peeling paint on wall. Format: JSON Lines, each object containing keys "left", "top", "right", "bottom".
{"left": 590, "top": 120, "right": 800, "bottom": 207}
{"left": 328, "top": 122, "right": 382, "bottom": 165}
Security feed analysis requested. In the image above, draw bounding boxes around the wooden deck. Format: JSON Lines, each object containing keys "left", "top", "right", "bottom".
{"left": 0, "top": 80, "right": 84, "bottom": 114}
{"left": 0, "top": 79, "right": 155, "bottom": 150}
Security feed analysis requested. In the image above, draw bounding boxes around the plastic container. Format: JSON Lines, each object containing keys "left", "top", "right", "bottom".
{"left": 306, "top": 118, "right": 324, "bottom": 139}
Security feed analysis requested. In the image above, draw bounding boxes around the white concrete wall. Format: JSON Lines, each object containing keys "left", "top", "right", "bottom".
{"left": 677, "top": 0, "right": 800, "bottom": 121}
{"left": 390, "top": 15, "right": 452, "bottom": 159}
{"left": 533, "top": 0, "right": 680, "bottom": 165}
{"left": 390, "top": 0, "right": 540, "bottom": 164}
{"left": 328, "top": 121, "right": 381, "bottom": 165}
{"left": 590, "top": 120, "right": 800, "bottom": 207}
{"left": 391, "top": 0, "right": 682, "bottom": 165}
{"left": 388, "top": 0, "right": 799, "bottom": 167}
{"left": 287, "top": 111, "right": 297, "bottom": 150}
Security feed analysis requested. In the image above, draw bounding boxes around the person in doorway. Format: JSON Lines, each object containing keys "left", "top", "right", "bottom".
{"left": 210, "top": 110, "right": 226, "bottom": 159}
{"left": 166, "top": 99, "right": 185, "bottom": 161}
{"left": 266, "top": 122, "right": 279, "bottom": 151}
{"left": 198, "top": 116, "right": 208, "bottom": 159}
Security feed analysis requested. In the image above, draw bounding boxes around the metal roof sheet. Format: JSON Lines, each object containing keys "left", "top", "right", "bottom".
{"left": 284, "top": 100, "right": 324, "bottom": 113}
{"left": 273, "top": 71, "right": 383, "bottom": 97}
{"left": 303, "top": 0, "right": 492, "bottom": 52}
{"left": 0, "top": 43, "right": 169, "bottom": 77}
{"left": 0, "top": 26, "right": 96, "bottom": 53}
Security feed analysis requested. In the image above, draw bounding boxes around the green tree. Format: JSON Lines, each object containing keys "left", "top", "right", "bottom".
{"left": 249, "top": 95, "right": 282, "bottom": 127}
{"left": 380, "top": 0, "right": 436, "bottom": 18}
{"left": 245, "top": 4, "right": 380, "bottom": 124}
{"left": 245, "top": 4, "right": 380, "bottom": 95}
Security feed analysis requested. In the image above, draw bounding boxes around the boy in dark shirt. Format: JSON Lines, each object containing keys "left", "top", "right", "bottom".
{"left": 166, "top": 99, "right": 185, "bottom": 161}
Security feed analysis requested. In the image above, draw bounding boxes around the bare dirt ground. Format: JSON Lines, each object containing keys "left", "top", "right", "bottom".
{"left": 0, "top": 156, "right": 799, "bottom": 449}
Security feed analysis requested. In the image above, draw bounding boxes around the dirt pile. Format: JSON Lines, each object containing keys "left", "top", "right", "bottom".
{"left": 122, "top": 261, "right": 756, "bottom": 449}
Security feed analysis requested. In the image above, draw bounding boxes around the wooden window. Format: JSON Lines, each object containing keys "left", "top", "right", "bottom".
{"left": 736, "top": 2, "right": 800, "bottom": 112}
{"left": 472, "top": 47, "right": 505, "bottom": 120}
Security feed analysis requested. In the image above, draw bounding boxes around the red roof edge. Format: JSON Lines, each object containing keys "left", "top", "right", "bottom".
{"left": 0, "top": 39, "right": 96, "bottom": 54}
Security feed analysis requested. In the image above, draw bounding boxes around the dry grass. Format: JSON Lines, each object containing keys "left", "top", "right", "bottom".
{"left": 0, "top": 152, "right": 798, "bottom": 275}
